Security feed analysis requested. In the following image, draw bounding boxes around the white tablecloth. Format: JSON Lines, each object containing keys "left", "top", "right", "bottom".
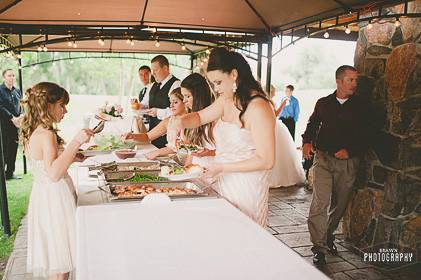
{"left": 73, "top": 145, "right": 328, "bottom": 280}
{"left": 76, "top": 198, "right": 328, "bottom": 280}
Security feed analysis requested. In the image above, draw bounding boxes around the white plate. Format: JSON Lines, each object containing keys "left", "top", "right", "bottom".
{"left": 166, "top": 172, "right": 202, "bottom": 181}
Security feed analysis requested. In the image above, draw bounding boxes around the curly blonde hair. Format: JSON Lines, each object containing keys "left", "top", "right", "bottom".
{"left": 20, "top": 82, "right": 69, "bottom": 148}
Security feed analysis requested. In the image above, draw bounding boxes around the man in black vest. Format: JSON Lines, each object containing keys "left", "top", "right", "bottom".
{"left": 146, "top": 55, "right": 180, "bottom": 148}
{"left": 0, "top": 69, "right": 23, "bottom": 180}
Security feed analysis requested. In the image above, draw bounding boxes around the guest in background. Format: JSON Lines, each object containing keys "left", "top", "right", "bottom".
{"left": 145, "top": 55, "right": 180, "bottom": 148}
{"left": 0, "top": 69, "right": 23, "bottom": 180}
{"left": 137, "top": 65, "right": 154, "bottom": 105}
{"left": 302, "top": 65, "right": 370, "bottom": 265}
{"left": 276, "top": 85, "right": 299, "bottom": 140}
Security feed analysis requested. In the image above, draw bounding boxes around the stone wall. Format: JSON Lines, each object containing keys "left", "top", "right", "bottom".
{"left": 342, "top": 1, "right": 421, "bottom": 264}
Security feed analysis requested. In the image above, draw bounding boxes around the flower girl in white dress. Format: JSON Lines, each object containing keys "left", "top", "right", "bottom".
{"left": 20, "top": 82, "right": 93, "bottom": 280}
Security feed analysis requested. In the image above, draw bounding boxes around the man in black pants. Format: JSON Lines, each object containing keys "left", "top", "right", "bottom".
{"left": 145, "top": 55, "right": 180, "bottom": 148}
{"left": 0, "top": 69, "right": 22, "bottom": 180}
{"left": 277, "top": 85, "right": 299, "bottom": 140}
{"left": 302, "top": 65, "right": 371, "bottom": 265}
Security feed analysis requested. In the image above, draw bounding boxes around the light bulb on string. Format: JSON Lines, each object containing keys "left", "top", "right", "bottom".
{"left": 98, "top": 38, "right": 105, "bottom": 46}
{"left": 67, "top": 41, "right": 73, "bottom": 47}
{"left": 42, "top": 45, "right": 48, "bottom": 52}
{"left": 203, "top": 57, "right": 208, "bottom": 63}
{"left": 155, "top": 40, "right": 160, "bottom": 47}
{"left": 394, "top": 18, "right": 401, "bottom": 27}
{"left": 345, "top": 26, "right": 351, "bottom": 34}
{"left": 200, "top": 61, "right": 204, "bottom": 66}
{"left": 130, "top": 40, "right": 135, "bottom": 46}
{"left": 126, "top": 38, "right": 131, "bottom": 44}
{"left": 367, "top": 21, "right": 373, "bottom": 29}
{"left": 323, "top": 31, "right": 330, "bottom": 39}
{"left": 73, "top": 41, "right": 77, "bottom": 48}
{"left": 205, "top": 49, "right": 210, "bottom": 55}
{"left": 181, "top": 44, "right": 186, "bottom": 51}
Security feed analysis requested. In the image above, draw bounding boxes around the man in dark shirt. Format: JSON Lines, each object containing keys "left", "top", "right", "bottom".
{"left": 0, "top": 69, "right": 22, "bottom": 180}
{"left": 302, "top": 65, "right": 369, "bottom": 265}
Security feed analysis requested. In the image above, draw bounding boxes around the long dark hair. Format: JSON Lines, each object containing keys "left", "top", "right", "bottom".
{"left": 181, "top": 73, "right": 215, "bottom": 146}
{"left": 207, "top": 47, "right": 269, "bottom": 127}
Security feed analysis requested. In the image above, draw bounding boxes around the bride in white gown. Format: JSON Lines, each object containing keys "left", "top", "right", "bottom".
{"left": 171, "top": 48, "right": 276, "bottom": 227}
{"left": 20, "top": 82, "right": 93, "bottom": 280}
{"left": 269, "top": 119, "right": 306, "bottom": 187}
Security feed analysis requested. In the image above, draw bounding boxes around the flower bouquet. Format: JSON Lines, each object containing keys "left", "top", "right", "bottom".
{"left": 96, "top": 102, "right": 123, "bottom": 121}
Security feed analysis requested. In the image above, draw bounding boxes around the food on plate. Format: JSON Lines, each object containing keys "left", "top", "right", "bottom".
{"left": 112, "top": 184, "right": 197, "bottom": 198}
{"left": 114, "top": 149, "right": 137, "bottom": 159}
{"left": 185, "top": 164, "right": 203, "bottom": 174}
{"left": 87, "top": 145, "right": 100, "bottom": 151}
{"left": 159, "top": 164, "right": 203, "bottom": 177}
{"left": 178, "top": 143, "right": 203, "bottom": 153}
{"left": 129, "top": 173, "right": 168, "bottom": 182}
{"left": 94, "top": 135, "right": 135, "bottom": 151}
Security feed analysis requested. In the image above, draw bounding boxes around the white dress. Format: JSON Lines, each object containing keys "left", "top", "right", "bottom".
{"left": 214, "top": 119, "right": 269, "bottom": 227}
{"left": 269, "top": 119, "right": 306, "bottom": 187}
{"left": 26, "top": 158, "right": 77, "bottom": 277}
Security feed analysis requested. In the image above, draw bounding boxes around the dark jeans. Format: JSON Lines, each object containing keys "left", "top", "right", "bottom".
{"left": 148, "top": 116, "right": 167, "bottom": 149}
{"left": 280, "top": 117, "right": 296, "bottom": 140}
{"left": 0, "top": 121, "right": 18, "bottom": 178}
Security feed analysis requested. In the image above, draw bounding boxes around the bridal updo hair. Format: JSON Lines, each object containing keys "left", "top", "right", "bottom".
{"left": 206, "top": 47, "right": 269, "bottom": 127}
{"left": 20, "top": 82, "right": 69, "bottom": 147}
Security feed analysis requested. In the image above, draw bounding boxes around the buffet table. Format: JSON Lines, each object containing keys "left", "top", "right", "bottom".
{"left": 73, "top": 146, "right": 329, "bottom": 280}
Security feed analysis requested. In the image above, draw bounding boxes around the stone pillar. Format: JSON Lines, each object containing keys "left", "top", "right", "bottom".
{"left": 343, "top": 1, "right": 421, "bottom": 261}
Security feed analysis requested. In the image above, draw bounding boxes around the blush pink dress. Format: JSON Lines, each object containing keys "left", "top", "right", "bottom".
{"left": 213, "top": 119, "right": 270, "bottom": 227}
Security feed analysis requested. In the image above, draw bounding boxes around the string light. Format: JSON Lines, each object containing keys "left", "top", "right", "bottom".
{"left": 155, "top": 40, "right": 160, "bottom": 47}
{"left": 67, "top": 41, "right": 73, "bottom": 47}
{"left": 345, "top": 26, "right": 351, "bottom": 34}
{"left": 37, "top": 46, "right": 42, "bottom": 52}
{"left": 72, "top": 41, "right": 78, "bottom": 48}
{"left": 130, "top": 40, "right": 135, "bottom": 46}
{"left": 394, "top": 17, "right": 401, "bottom": 27}
{"left": 367, "top": 21, "right": 373, "bottom": 29}
{"left": 203, "top": 57, "right": 208, "bottom": 62}
{"left": 126, "top": 38, "right": 131, "bottom": 44}
{"left": 98, "top": 38, "right": 105, "bottom": 46}
{"left": 42, "top": 45, "right": 48, "bottom": 52}
{"left": 205, "top": 49, "right": 210, "bottom": 55}
{"left": 181, "top": 44, "right": 186, "bottom": 51}
{"left": 323, "top": 31, "right": 330, "bottom": 39}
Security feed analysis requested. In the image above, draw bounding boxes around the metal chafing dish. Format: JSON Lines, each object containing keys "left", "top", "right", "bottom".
{"left": 88, "top": 161, "right": 161, "bottom": 172}
{"left": 99, "top": 180, "right": 216, "bottom": 201}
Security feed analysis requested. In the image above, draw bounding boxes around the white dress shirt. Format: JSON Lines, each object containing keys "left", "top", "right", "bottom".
{"left": 155, "top": 74, "right": 181, "bottom": 120}
{"left": 140, "top": 83, "right": 153, "bottom": 107}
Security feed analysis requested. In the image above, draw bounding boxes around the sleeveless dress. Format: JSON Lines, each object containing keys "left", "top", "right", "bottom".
{"left": 26, "top": 156, "right": 77, "bottom": 277}
{"left": 269, "top": 119, "right": 306, "bottom": 187}
{"left": 213, "top": 119, "right": 269, "bottom": 227}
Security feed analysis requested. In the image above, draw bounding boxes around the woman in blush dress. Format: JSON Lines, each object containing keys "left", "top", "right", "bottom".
{"left": 20, "top": 82, "right": 94, "bottom": 280}
{"left": 178, "top": 73, "right": 216, "bottom": 168}
{"left": 171, "top": 48, "right": 275, "bottom": 226}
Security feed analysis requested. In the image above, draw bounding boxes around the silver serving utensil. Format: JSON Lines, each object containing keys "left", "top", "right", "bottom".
{"left": 92, "top": 120, "right": 105, "bottom": 134}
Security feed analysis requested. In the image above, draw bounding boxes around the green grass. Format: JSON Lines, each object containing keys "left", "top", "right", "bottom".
{"left": 0, "top": 148, "right": 33, "bottom": 277}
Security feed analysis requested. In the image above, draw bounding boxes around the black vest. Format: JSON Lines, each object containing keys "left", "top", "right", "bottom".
{"left": 148, "top": 76, "right": 179, "bottom": 148}
{"left": 148, "top": 76, "right": 178, "bottom": 109}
